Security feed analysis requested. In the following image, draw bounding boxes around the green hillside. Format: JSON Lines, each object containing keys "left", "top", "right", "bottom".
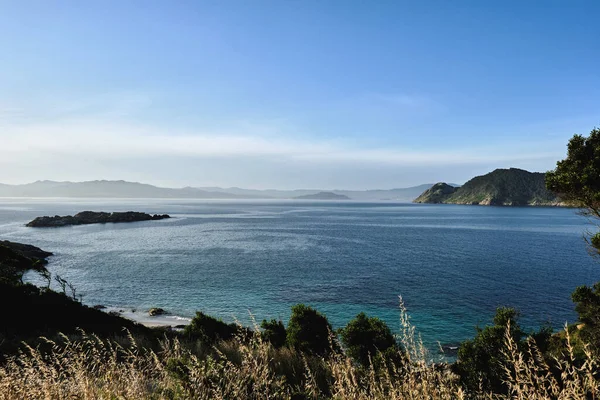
{"left": 414, "top": 168, "right": 562, "bottom": 206}
{"left": 413, "top": 183, "right": 457, "bottom": 203}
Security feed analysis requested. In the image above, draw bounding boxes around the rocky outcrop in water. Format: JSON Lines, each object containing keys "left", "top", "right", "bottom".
{"left": 148, "top": 308, "right": 166, "bottom": 316}
{"left": 26, "top": 211, "right": 170, "bottom": 227}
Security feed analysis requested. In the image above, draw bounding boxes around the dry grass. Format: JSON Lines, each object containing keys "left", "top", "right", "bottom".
{"left": 501, "top": 321, "right": 600, "bottom": 399}
{"left": 0, "top": 303, "right": 599, "bottom": 399}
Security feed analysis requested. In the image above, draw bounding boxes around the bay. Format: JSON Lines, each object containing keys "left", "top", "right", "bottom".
{"left": 0, "top": 198, "right": 598, "bottom": 351}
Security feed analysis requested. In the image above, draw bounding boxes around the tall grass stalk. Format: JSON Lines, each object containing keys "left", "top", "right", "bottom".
{"left": 1, "top": 305, "right": 599, "bottom": 399}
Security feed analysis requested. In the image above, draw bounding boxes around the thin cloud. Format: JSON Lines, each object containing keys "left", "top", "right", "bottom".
{"left": 1, "top": 118, "right": 560, "bottom": 167}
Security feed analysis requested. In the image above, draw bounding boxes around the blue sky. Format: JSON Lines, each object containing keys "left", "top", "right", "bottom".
{"left": 1, "top": 1, "right": 598, "bottom": 189}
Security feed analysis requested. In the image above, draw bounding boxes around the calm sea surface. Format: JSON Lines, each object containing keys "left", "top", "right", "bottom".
{"left": 1, "top": 198, "right": 598, "bottom": 350}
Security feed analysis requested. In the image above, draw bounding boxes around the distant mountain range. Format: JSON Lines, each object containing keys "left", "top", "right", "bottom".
{"left": 413, "top": 168, "right": 562, "bottom": 206}
{"left": 0, "top": 180, "right": 248, "bottom": 199}
{"left": 2, "top": 170, "right": 564, "bottom": 205}
{"left": 0, "top": 180, "right": 441, "bottom": 201}
{"left": 196, "top": 184, "right": 439, "bottom": 201}
{"left": 293, "top": 192, "right": 350, "bottom": 200}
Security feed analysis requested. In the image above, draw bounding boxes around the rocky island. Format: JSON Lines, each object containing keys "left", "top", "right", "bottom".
{"left": 26, "top": 211, "right": 171, "bottom": 228}
{"left": 414, "top": 168, "right": 563, "bottom": 206}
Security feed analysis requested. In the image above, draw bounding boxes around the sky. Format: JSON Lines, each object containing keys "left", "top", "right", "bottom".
{"left": 0, "top": 0, "right": 599, "bottom": 189}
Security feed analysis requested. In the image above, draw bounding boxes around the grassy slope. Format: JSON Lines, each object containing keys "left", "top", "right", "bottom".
{"left": 0, "top": 242, "right": 152, "bottom": 357}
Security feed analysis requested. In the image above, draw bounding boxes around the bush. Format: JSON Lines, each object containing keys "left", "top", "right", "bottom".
{"left": 184, "top": 312, "right": 240, "bottom": 343}
{"left": 454, "top": 307, "right": 524, "bottom": 394}
{"left": 260, "top": 319, "right": 287, "bottom": 348}
{"left": 4, "top": 301, "right": 600, "bottom": 399}
{"left": 286, "top": 304, "right": 336, "bottom": 356}
{"left": 572, "top": 282, "right": 600, "bottom": 351}
{"left": 339, "top": 312, "right": 398, "bottom": 366}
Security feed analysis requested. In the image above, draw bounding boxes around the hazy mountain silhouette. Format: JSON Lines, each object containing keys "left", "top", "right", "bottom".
{"left": 196, "top": 184, "right": 444, "bottom": 202}
{"left": 0, "top": 180, "right": 447, "bottom": 201}
{"left": 0, "top": 180, "right": 247, "bottom": 199}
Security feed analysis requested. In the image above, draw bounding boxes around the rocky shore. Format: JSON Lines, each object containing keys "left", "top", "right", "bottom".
{"left": 26, "top": 211, "right": 170, "bottom": 228}
{"left": 0, "top": 240, "right": 53, "bottom": 263}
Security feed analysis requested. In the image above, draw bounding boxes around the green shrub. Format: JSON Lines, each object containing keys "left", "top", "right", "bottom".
{"left": 339, "top": 312, "right": 398, "bottom": 366}
{"left": 260, "top": 319, "right": 287, "bottom": 348}
{"left": 286, "top": 304, "right": 336, "bottom": 356}
{"left": 454, "top": 307, "right": 524, "bottom": 394}
{"left": 546, "top": 127, "right": 600, "bottom": 254}
{"left": 184, "top": 312, "right": 240, "bottom": 343}
{"left": 572, "top": 282, "right": 600, "bottom": 351}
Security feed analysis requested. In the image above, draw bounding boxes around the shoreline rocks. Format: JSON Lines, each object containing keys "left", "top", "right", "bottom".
{"left": 0, "top": 241, "right": 53, "bottom": 285}
{"left": 26, "top": 211, "right": 170, "bottom": 228}
{"left": 0, "top": 240, "right": 53, "bottom": 263}
{"left": 148, "top": 308, "right": 167, "bottom": 316}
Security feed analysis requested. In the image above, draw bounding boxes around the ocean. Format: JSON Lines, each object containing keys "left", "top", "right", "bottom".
{"left": 1, "top": 198, "right": 598, "bottom": 352}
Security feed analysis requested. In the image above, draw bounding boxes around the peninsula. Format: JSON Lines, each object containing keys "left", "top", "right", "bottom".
{"left": 26, "top": 211, "right": 171, "bottom": 228}
{"left": 0, "top": 240, "right": 53, "bottom": 280}
{"left": 0, "top": 240, "right": 53, "bottom": 263}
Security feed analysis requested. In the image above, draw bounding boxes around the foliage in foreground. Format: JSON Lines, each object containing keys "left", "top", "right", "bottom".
{"left": 286, "top": 303, "right": 338, "bottom": 357}
{"left": 4, "top": 126, "right": 600, "bottom": 398}
{"left": 546, "top": 126, "right": 600, "bottom": 254}
{"left": 338, "top": 311, "right": 399, "bottom": 367}
{"left": 2, "top": 301, "right": 600, "bottom": 400}
{"left": 572, "top": 281, "right": 600, "bottom": 353}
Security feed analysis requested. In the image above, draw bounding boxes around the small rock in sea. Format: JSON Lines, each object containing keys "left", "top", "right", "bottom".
{"left": 440, "top": 344, "right": 460, "bottom": 356}
{"left": 92, "top": 305, "right": 106, "bottom": 310}
{"left": 148, "top": 307, "right": 166, "bottom": 316}
{"left": 131, "top": 309, "right": 136, "bottom": 313}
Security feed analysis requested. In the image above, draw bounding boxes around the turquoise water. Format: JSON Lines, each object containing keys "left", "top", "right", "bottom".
{"left": 0, "top": 198, "right": 598, "bottom": 351}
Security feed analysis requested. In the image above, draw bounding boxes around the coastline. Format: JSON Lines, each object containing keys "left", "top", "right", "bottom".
{"left": 104, "top": 306, "right": 192, "bottom": 329}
